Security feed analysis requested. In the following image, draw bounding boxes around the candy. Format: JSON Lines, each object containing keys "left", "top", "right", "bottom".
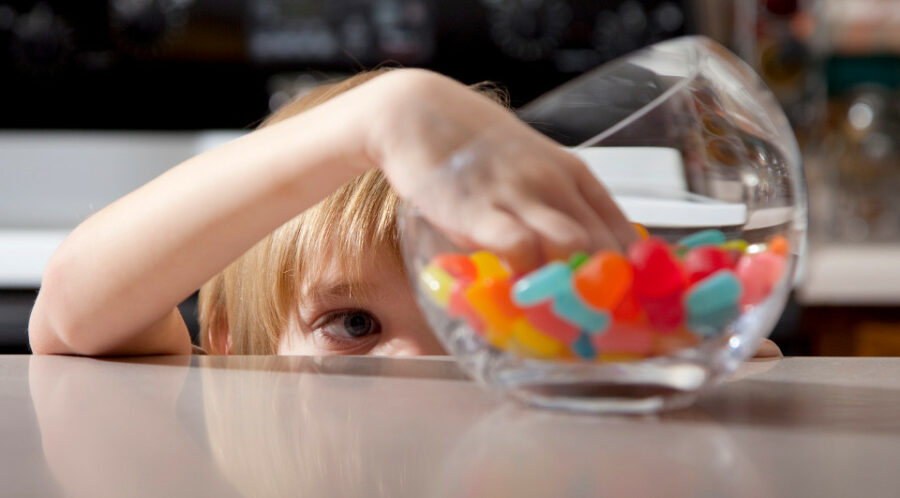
{"left": 420, "top": 264, "right": 455, "bottom": 307}
{"left": 569, "top": 251, "right": 589, "bottom": 270}
{"left": 448, "top": 284, "right": 486, "bottom": 335}
{"left": 510, "top": 318, "right": 565, "bottom": 358}
{"left": 653, "top": 327, "right": 701, "bottom": 356}
{"left": 612, "top": 287, "right": 644, "bottom": 323}
{"left": 523, "top": 302, "right": 580, "bottom": 344}
{"left": 465, "top": 278, "right": 521, "bottom": 334}
{"left": 573, "top": 251, "right": 633, "bottom": 310}
{"left": 736, "top": 252, "right": 785, "bottom": 307}
{"left": 629, "top": 237, "right": 687, "bottom": 298}
{"left": 720, "top": 239, "right": 748, "bottom": 253}
{"left": 684, "top": 246, "right": 733, "bottom": 284}
{"left": 571, "top": 332, "right": 597, "bottom": 360}
{"left": 677, "top": 229, "right": 727, "bottom": 249}
{"left": 685, "top": 270, "right": 742, "bottom": 336}
{"left": 640, "top": 291, "right": 685, "bottom": 331}
{"left": 511, "top": 262, "right": 572, "bottom": 306}
{"left": 433, "top": 253, "right": 478, "bottom": 281}
{"left": 768, "top": 235, "right": 789, "bottom": 256}
{"left": 552, "top": 288, "right": 611, "bottom": 333}
{"left": 632, "top": 223, "right": 650, "bottom": 240}
{"left": 593, "top": 323, "right": 654, "bottom": 356}
{"left": 471, "top": 251, "right": 510, "bottom": 281}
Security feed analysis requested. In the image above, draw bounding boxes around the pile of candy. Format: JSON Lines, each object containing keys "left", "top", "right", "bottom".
{"left": 419, "top": 228, "right": 789, "bottom": 362}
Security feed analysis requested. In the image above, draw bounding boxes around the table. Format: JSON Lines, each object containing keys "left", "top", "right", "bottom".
{"left": 2, "top": 355, "right": 900, "bottom": 497}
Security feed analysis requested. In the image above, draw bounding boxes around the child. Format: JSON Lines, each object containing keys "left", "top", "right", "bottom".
{"left": 28, "top": 68, "right": 780, "bottom": 358}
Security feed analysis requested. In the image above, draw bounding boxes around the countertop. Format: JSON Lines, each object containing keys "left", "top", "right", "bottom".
{"left": 3, "top": 355, "right": 900, "bottom": 497}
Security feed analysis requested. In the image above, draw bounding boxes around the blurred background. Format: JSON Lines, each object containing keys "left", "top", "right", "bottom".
{"left": 1, "top": 0, "right": 899, "bottom": 356}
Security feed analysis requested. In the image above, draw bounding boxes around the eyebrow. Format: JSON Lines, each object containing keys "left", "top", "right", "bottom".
{"left": 304, "top": 280, "right": 376, "bottom": 305}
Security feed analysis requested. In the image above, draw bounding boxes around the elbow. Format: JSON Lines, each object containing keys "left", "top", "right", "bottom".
{"left": 28, "top": 251, "right": 95, "bottom": 355}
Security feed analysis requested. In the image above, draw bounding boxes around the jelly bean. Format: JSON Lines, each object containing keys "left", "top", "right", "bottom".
{"left": 448, "top": 283, "right": 486, "bottom": 336}
{"left": 485, "top": 326, "right": 514, "bottom": 349}
{"left": 736, "top": 252, "right": 785, "bottom": 306}
{"left": 612, "top": 287, "right": 644, "bottom": 323}
{"left": 592, "top": 323, "right": 654, "bottom": 356}
{"left": 573, "top": 251, "right": 633, "bottom": 310}
{"left": 466, "top": 278, "right": 521, "bottom": 334}
{"left": 677, "top": 229, "right": 727, "bottom": 249}
{"left": 768, "top": 235, "right": 789, "bottom": 256}
{"left": 684, "top": 246, "right": 733, "bottom": 284}
{"left": 510, "top": 318, "right": 565, "bottom": 358}
{"left": 632, "top": 222, "right": 650, "bottom": 240}
{"left": 640, "top": 291, "right": 685, "bottom": 331}
{"left": 598, "top": 353, "right": 643, "bottom": 363}
{"left": 629, "top": 237, "right": 687, "bottom": 298}
{"left": 569, "top": 251, "right": 589, "bottom": 270}
{"left": 433, "top": 254, "right": 478, "bottom": 281}
{"left": 571, "top": 332, "right": 597, "bottom": 360}
{"left": 720, "top": 239, "right": 749, "bottom": 253}
{"left": 523, "top": 302, "right": 580, "bottom": 344}
{"left": 511, "top": 262, "right": 572, "bottom": 306}
{"left": 471, "top": 251, "right": 510, "bottom": 281}
{"left": 685, "top": 270, "right": 742, "bottom": 336}
{"left": 420, "top": 264, "right": 455, "bottom": 308}
{"left": 552, "top": 287, "right": 611, "bottom": 333}
{"left": 686, "top": 270, "right": 742, "bottom": 316}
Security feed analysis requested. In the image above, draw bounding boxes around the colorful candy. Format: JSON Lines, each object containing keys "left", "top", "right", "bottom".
{"left": 419, "top": 230, "right": 789, "bottom": 363}
{"left": 677, "top": 229, "right": 727, "bottom": 249}
{"left": 511, "top": 262, "right": 571, "bottom": 306}
{"left": 573, "top": 251, "right": 633, "bottom": 310}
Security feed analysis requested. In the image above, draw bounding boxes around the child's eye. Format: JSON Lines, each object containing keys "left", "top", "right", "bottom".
{"left": 318, "top": 310, "right": 381, "bottom": 341}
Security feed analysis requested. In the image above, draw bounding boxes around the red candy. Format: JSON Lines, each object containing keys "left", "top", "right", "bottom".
{"left": 736, "top": 252, "right": 785, "bottom": 307}
{"left": 523, "top": 302, "right": 580, "bottom": 344}
{"left": 593, "top": 323, "right": 655, "bottom": 356}
{"left": 684, "top": 246, "right": 734, "bottom": 284}
{"left": 628, "top": 238, "right": 687, "bottom": 298}
{"left": 433, "top": 254, "right": 478, "bottom": 281}
{"left": 448, "top": 283, "right": 485, "bottom": 335}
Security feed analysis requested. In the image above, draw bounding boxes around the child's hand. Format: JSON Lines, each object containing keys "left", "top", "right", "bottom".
{"left": 367, "top": 70, "right": 637, "bottom": 273}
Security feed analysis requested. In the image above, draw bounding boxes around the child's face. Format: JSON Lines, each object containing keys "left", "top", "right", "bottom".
{"left": 277, "top": 247, "right": 446, "bottom": 356}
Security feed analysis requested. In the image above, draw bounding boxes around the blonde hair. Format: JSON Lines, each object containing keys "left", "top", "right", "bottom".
{"left": 198, "top": 69, "right": 508, "bottom": 354}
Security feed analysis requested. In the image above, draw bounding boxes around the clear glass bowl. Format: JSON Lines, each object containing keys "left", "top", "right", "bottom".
{"left": 401, "top": 36, "right": 806, "bottom": 414}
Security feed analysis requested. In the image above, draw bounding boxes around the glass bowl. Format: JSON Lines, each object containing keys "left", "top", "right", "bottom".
{"left": 401, "top": 36, "right": 806, "bottom": 414}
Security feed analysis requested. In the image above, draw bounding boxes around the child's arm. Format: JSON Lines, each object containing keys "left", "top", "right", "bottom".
{"left": 29, "top": 69, "right": 633, "bottom": 355}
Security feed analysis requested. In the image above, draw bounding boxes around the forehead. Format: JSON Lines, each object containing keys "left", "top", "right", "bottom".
{"left": 298, "top": 243, "right": 406, "bottom": 304}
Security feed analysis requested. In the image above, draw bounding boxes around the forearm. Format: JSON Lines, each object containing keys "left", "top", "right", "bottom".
{"left": 30, "top": 83, "right": 378, "bottom": 355}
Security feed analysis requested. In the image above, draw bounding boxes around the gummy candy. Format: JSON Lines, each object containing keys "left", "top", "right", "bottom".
{"left": 551, "top": 287, "right": 611, "bottom": 333}
{"left": 471, "top": 251, "right": 510, "bottom": 281}
{"left": 433, "top": 253, "right": 478, "bottom": 281}
{"left": 685, "top": 270, "right": 742, "bottom": 336}
{"left": 677, "top": 229, "right": 726, "bottom": 249}
{"left": 420, "top": 264, "right": 455, "bottom": 307}
{"left": 573, "top": 251, "right": 633, "bottom": 310}
{"left": 628, "top": 238, "right": 686, "bottom": 298}
{"left": 523, "top": 302, "right": 580, "bottom": 344}
{"left": 737, "top": 251, "right": 785, "bottom": 306}
{"left": 511, "top": 262, "right": 572, "bottom": 306}
{"left": 684, "top": 246, "right": 733, "bottom": 284}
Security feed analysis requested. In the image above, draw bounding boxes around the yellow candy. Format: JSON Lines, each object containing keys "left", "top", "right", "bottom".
{"left": 419, "top": 264, "right": 455, "bottom": 307}
{"left": 485, "top": 327, "right": 513, "bottom": 349}
{"left": 471, "top": 251, "right": 510, "bottom": 281}
{"left": 465, "top": 280, "right": 519, "bottom": 334}
{"left": 509, "top": 318, "right": 564, "bottom": 358}
{"left": 721, "top": 239, "right": 749, "bottom": 252}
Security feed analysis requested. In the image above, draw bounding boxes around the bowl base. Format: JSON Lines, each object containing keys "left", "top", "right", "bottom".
{"left": 509, "top": 382, "right": 702, "bottom": 414}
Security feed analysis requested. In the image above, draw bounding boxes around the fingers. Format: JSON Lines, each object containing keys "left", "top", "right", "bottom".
{"left": 569, "top": 157, "right": 640, "bottom": 250}
{"left": 515, "top": 203, "right": 591, "bottom": 263}
{"left": 463, "top": 207, "right": 541, "bottom": 273}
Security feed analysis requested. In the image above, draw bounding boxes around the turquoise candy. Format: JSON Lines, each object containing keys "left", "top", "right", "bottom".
{"left": 686, "top": 270, "right": 742, "bottom": 337}
{"left": 511, "top": 262, "right": 572, "bottom": 306}
{"left": 678, "top": 229, "right": 727, "bottom": 249}
{"left": 571, "top": 331, "right": 597, "bottom": 360}
{"left": 551, "top": 287, "right": 611, "bottom": 334}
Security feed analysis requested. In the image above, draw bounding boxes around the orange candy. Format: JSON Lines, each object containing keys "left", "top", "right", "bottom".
{"left": 632, "top": 223, "right": 650, "bottom": 240}
{"left": 465, "top": 278, "right": 521, "bottom": 335}
{"left": 768, "top": 235, "right": 789, "bottom": 256}
{"left": 573, "top": 251, "right": 633, "bottom": 311}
